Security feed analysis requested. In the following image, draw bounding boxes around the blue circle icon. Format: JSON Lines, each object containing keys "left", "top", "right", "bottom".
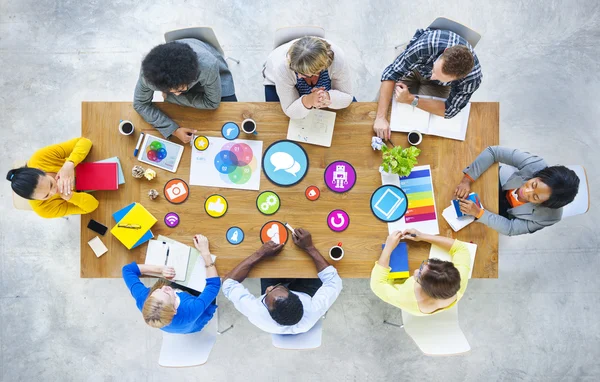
{"left": 226, "top": 226, "right": 244, "bottom": 245}
{"left": 221, "top": 122, "right": 240, "bottom": 140}
{"left": 262, "top": 140, "right": 309, "bottom": 187}
{"left": 370, "top": 185, "right": 408, "bottom": 222}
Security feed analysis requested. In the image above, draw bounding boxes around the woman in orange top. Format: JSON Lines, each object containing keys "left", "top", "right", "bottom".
{"left": 6, "top": 137, "right": 99, "bottom": 218}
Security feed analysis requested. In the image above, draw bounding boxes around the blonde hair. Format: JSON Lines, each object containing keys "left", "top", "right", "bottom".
{"left": 288, "top": 37, "right": 334, "bottom": 75}
{"left": 142, "top": 279, "right": 176, "bottom": 328}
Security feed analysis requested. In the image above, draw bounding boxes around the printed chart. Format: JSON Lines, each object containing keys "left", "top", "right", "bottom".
{"left": 189, "top": 137, "right": 263, "bottom": 191}
{"left": 381, "top": 164, "right": 440, "bottom": 234}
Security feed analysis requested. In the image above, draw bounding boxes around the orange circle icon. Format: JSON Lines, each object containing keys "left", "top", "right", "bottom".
{"left": 305, "top": 185, "right": 320, "bottom": 201}
{"left": 260, "top": 221, "right": 289, "bottom": 245}
{"left": 163, "top": 178, "right": 190, "bottom": 204}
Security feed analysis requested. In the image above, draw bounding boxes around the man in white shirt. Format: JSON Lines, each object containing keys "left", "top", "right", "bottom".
{"left": 222, "top": 228, "right": 343, "bottom": 334}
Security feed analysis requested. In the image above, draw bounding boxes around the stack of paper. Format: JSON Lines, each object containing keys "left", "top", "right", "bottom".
{"left": 111, "top": 203, "right": 156, "bottom": 249}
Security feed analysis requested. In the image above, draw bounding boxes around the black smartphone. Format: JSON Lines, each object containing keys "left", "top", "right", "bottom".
{"left": 87, "top": 219, "right": 108, "bottom": 236}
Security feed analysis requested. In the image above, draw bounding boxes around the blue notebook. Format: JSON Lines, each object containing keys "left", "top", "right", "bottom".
{"left": 113, "top": 202, "right": 153, "bottom": 249}
{"left": 381, "top": 242, "right": 409, "bottom": 279}
{"left": 452, "top": 192, "right": 481, "bottom": 218}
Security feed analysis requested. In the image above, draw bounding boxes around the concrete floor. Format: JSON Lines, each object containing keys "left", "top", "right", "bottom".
{"left": 1, "top": 0, "right": 599, "bottom": 381}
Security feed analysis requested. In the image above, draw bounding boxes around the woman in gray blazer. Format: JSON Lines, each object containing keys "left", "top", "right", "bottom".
{"left": 454, "top": 146, "right": 579, "bottom": 236}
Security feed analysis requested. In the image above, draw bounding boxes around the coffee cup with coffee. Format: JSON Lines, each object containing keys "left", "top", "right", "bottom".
{"left": 407, "top": 130, "right": 422, "bottom": 146}
{"left": 119, "top": 120, "right": 135, "bottom": 136}
{"left": 241, "top": 118, "right": 258, "bottom": 135}
{"left": 329, "top": 242, "right": 344, "bottom": 261}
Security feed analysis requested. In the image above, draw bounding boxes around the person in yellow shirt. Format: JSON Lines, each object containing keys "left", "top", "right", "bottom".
{"left": 6, "top": 137, "right": 99, "bottom": 218}
{"left": 370, "top": 228, "right": 471, "bottom": 316}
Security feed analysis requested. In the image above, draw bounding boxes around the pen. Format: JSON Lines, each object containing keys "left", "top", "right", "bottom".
{"left": 164, "top": 243, "right": 170, "bottom": 266}
{"left": 134, "top": 132, "right": 145, "bottom": 157}
{"left": 283, "top": 222, "right": 296, "bottom": 235}
{"left": 117, "top": 224, "right": 141, "bottom": 229}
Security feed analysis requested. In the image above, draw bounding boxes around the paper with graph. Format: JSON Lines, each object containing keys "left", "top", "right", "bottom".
{"left": 287, "top": 109, "right": 336, "bottom": 147}
{"left": 390, "top": 97, "right": 471, "bottom": 141}
{"left": 381, "top": 165, "right": 440, "bottom": 235}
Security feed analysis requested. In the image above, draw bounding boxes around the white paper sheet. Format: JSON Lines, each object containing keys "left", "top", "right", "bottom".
{"left": 428, "top": 102, "right": 471, "bottom": 141}
{"left": 390, "top": 98, "right": 430, "bottom": 133}
{"left": 145, "top": 240, "right": 190, "bottom": 282}
{"left": 287, "top": 109, "right": 336, "bottom": 147}
{"left": 442, "top": 205, "right": 475, "bottom": 232}
{"left": 429, "top": 242, "right": 477, "bottom": 279}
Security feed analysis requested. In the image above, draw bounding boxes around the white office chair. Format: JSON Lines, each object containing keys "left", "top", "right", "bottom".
{"left": 400, "top": 305, "right": 470, "bottom": 356}
{"left": 395, "top": 17, "right": 481, "bottom": 50}
{"left": 273, "top": 26, "right": 325, "bottom": 49}
{"left": 271, "top": 318, "right": 323, "bottom": 350}
{"left": 158, "top": 311, "right": 219, "bottom": 367}
{"left": 499, "top": 164, "right": 589, "bottom": 218}
{"left": 164, "top": 27, "right": 240, "bottom": 64}
{"left": 11, "top": 160, "right": 33, "bottom": 211}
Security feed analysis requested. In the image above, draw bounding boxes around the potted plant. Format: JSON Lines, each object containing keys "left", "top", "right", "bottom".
{"left": 380, "top": 144, "right": 421, "bottom": 177}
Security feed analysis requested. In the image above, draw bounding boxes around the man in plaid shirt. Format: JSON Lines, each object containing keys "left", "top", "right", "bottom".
{"left": 373, "top": 28, "right": 482, "bottom": 140}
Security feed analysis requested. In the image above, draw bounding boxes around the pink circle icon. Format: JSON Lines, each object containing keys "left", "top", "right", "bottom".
{"left": 327, "top": 209, "right": 350, "bottom": 232}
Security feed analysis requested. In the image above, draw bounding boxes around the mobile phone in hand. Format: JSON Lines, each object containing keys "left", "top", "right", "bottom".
{"left": 87, "top": 219, "right": 108, "bottom": 236}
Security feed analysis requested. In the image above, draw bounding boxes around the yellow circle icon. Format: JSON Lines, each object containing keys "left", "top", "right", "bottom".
{"left": 194, "top": 136, "right": 210, "bottom": 151}
{"left": 204, "top": 194, "right": 228, "bottom": 218}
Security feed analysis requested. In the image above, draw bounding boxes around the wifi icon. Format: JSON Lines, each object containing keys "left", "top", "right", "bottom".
{"left": 164, "top": 212, "right": 180, "bottom": 228}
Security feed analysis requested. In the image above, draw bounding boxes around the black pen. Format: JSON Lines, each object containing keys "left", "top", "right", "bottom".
{"left": 164, "top": 243, "right": 170, "bottom": 266}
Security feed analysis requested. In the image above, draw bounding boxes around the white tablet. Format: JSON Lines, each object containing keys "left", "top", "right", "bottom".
{"left": 137, "top": 134, "right": 184, "bottom": 173}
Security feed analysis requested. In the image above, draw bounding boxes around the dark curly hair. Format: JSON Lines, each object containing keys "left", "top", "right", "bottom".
{"left": 532, "top": 166, "right": 580, "bottom": 209}
{"left": 141, "top": 42, "right": 199, "bottom": 92}
{"left": 268, "top": 292, "right": 303, "bottom": 326}
{"left": 441, "top": 45, "right": 474, "bottom": 79}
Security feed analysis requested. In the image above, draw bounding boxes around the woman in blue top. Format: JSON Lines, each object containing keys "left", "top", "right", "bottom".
{"left": 122, "top": 234, "right": 220, "bottom": 333}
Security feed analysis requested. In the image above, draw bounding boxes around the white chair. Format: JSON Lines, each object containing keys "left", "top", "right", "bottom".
{"left": 499, "top": 164, "right": 590, "bottom": 218}
{"left": 400, "top": 305, "right": 470, "bottom": 356}
{"left": 271, "top": 319, "right": 323, "bottom": 350}
{"left": 395, "top": 17, "right": 481, "bottom": 50}
{"left": 273, "top": 26, "right": 325, "bottom": 49}
{"left": 158, "top": 312, "right": 219, "bottom": 367}
{"left": 164, "top": 27, "right": 239, "bottom": 64}
{"left": 11, "top": 160, "right": 33, "bottom": 211}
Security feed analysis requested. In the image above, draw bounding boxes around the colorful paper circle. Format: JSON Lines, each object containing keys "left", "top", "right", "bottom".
{"left": 204, "top": 194, "right": 228, "bottom": 218}
{"left": 214, "top": 142, "right": 256, "bottom": 185}
{"left": 324, "top": 161, "right": 356, "bottom": 193}
{"left": 327, "top": 209, "right": 350, "bottom": 232}
{"left": 164, "top": 212, "right": 180, "bottom": 228}
{"left": 256, "top": 191, "right": 281, "bottom": 215}
{"left": 260, "top": 221, "right": 289, "bottom": 245}
{"left": 226, "top": 226, "right": 244, "bottom": 245}
{"left": 163, "top": 178, "right": 190, "bottom": 204}
{"left": 194, "top": 136, "right": 209, "bottom": 151}
{"left": 305, "top": 186, "right": 320, "bottom": 201}
{"left": 262, "top": 140, "right": 309, "bottom": 187}
{"left": 370, "top": 185, "right": 408, "bottom": 222}
{"left": 221, "top": 122, "right": 240, "bottom": 140}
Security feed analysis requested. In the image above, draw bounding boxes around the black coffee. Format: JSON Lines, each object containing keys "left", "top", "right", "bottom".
{"left": 408, "top": 132, "right": 420, "bottom": 145}
{"left": 330, "top": 247, "right": 343, "bottom": 258}
{"left": 121, "top": 122, "right": 133, "bottom": 134}
{"left": 242, "top": 121, "right": 255, "bottom": 132}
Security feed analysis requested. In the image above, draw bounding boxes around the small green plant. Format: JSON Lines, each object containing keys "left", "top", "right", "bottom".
{"left": 381, "top": 145, "right": 421, "bottom": 177}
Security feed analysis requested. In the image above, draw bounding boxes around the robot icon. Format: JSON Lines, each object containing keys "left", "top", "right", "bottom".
{"left": 324, "top": 161, "right": 356, "bottom": 193}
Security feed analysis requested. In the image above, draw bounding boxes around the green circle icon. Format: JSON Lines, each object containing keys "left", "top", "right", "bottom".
{"left": 256, "top": 191, "right": 281, "bottom": 215}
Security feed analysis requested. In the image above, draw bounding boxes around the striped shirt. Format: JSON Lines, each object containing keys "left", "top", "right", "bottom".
{"left": 295, "top": 70, "right": 332, "bottom": 95}
{"left": 381, "top": 28, "right": 482, "bottom": 118}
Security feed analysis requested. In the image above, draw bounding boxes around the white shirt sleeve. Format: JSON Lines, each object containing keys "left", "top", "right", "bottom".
{"left": 308, "top": 266, "right": 343, "bottom": 314}
{"left": 222, "top": 278, "right": 259, "bottom": 318}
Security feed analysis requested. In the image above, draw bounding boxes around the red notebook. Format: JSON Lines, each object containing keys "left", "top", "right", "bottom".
{"left": 75, "top": 162, "right": 118, "bottom": 191}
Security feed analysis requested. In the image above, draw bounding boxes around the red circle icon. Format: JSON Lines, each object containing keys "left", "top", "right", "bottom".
{"left": 260, "top": 221, "right": 289, "bottom": 245}
{"left": 305, "top": 186, "right": 320, "bottom": 201}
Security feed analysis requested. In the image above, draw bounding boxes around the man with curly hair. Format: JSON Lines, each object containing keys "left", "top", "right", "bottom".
{"left": 134, "top": 39, "right": 236, "bottom": 143}
{"left": 222, "top": 228, "right": 343, "bottom": 334}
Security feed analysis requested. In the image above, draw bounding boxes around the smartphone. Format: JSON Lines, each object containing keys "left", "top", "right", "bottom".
{"left": 87, "top": 219, "right": 108, "bottom": 236}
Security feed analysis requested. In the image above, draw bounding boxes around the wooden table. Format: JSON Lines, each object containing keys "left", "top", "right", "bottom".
{"left": 81, "top": 102, "right": 499, "bottom": 278}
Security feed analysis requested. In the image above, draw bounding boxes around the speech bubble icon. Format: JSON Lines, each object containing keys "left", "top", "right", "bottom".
{"left": 270, "top": 152, "right": 295, "bottom": 172}
{"left": 284, "top": 161, "right": 301, "bottom": 176}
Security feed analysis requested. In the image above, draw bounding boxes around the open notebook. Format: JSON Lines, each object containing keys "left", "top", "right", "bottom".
{"left": 145, "top": 240, "right": 191, "bottom": 282}
{"left": 390, "top": 97, "right": 471, "bottom": 141}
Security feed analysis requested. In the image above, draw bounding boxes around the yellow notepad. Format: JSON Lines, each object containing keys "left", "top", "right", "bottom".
{"left": 111, "top": 203, "right": 157, "bottom": 249}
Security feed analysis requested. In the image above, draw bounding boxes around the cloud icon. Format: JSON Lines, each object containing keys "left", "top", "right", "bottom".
{"left": 270, "top": 151, "right": 301, "bottom": 177}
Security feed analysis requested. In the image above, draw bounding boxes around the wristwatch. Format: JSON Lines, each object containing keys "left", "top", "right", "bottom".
{"left": 205, "top": 262, "right": 215, "bottom": 268}
{"left": 411, "top": 95, "right": 419, "bottom": 108}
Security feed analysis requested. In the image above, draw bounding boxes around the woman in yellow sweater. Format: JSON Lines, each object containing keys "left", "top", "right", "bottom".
{"left": 6, "top": 137, "right": 99, "bottom": 218}
{"left": 370, "top": 228, "right": 471, "bottom": 316}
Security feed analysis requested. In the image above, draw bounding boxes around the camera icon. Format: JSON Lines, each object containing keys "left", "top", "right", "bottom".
{"left": 166, "top": 182, "right": 187, "bottom": 200}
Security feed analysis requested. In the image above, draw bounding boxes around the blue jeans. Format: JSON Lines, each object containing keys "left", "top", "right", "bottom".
{"left": 264, "top": 85, "right": 357, "bottom": 103}
{"left": 221, "top": 94, "right": 238, "bottom": 102}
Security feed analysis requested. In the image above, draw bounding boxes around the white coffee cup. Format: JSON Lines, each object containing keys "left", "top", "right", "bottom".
{"left": 241, "top": 118, "right": 258, "bottom": 135}
{"left": 119, "top": 120, "right": 135, "bottom": 136}
{"left": 329, "top": 244, "right": 344, "bottom": 261}
{"left": 407, "top": 130, "right": 422, "bottom": 146}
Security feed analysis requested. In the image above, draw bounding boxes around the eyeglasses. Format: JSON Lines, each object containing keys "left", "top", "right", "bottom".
{"left": 261, "top": 283, "right": 289, "bottom": 309}
{"left": 415, "top": 260, "right": 429, "bottom": 284}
